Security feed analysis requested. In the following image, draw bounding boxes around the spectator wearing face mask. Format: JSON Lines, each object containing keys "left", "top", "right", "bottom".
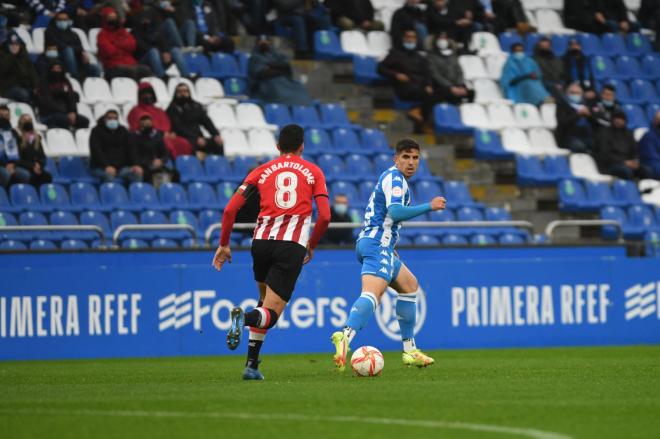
{"left": 427, "top": 33, "right": 475, "bottom": 105}
{"left": 97, "top": 7, "right": 151, "bottom": 81}
{"left": 130, "top": 115, "right": 178, "bottom": 185}
{"left": 532, "top": 37, "right": 563, "bottom": 98}
{"left": 0, "top": 105, "right": 31, "bottom": 188}
{"left": 181, "top": 0, "right": 236, "bottom": 55}
{"left": 390, "top": 0, "right": 428, "bottom": 50}
{"left": 26, "top": 0, "right": 67, "bottom": 28}
{"left": 500, "top": 42, "right": 551, "bottom": 106}
{"left": 127, "top": 83, "right": 192, "bottom": 159}
{"left": 594, "top": 112, "right": 652, "bottom": 180}
{"left": 167, "top": 84, "right": 223, "bottom": 159}
{"left": 563, "top": 39, "right": 596, "bottom": 100}
{"left": 555, "top": 83, "right": 593, "bottom": 154}
{"left": 588, "top": 84, "right": 623, "bottom": 131}
{"left": 325, "top": 0, "right": 385, "bottom": 32}
{"left": 45, "top": 10, "right": 100, "bottom": 79}
{"left": 35, "top": 42, "right": 64, "bottom": 79}
{"left": 639, "top": 111, "right": 660, "bottom": 180}
{"left": 322, "top": 194, "right": 354, "bottom": 245}
{"left": 89, "top": 110, "right": 143, "bottom": 183}
{"left": 0, "top": 32, "right": 38, "bottom": 104}
{"left": 15, "top": 114, "right": 52, "bottom": 187}
{"left": 247, "top": 35, "right": 313, "bottom": 106}
{"left": 37, "top": 60, "right": 89, "bottom": 130}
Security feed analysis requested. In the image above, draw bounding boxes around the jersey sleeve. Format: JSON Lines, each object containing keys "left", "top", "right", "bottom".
{"left": 237, "top": 166, "right": 261, "bottom": 199}
{"left": 312, "top": 165, "right": 329, "bottom": 198}
{"left": 382, "top": 170, "right": 407, "bottom": 207}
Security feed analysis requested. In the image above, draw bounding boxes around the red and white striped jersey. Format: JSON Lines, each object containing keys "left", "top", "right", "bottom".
{"left": 240, "top": 154, "right": 328, "bottom": 248}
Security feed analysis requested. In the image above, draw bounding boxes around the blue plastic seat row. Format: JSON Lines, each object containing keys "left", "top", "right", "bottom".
{"left": 306, "top": 152, "right": 434, "bottom": 182}
{"left": 176, "top": 155, "right": 260, "bottom": 183}
{"left": 600, "top": 205, "right": 660, "bottom": 240}
{"left": 263, "top": 103, "right": 359, "bottom": 130}
{"left": 517, "top": 155, "right": 572, "bottom": 186}
{"left": 595, "top": 78, "right": 660, "bottom": 107}
{"left": 474, "top": 130, "right": 515, "bottom": 160}
{"left": 499, "top": 32, "right": 653, "bottom": 58}
{"left": 434, "top": 104, "right": 474, "bottom": 135}
{"left": 591, "top": 54, "right": 658, "bottom": 82}
{"left": 313, "top": 30, "right": 351, "bottom": 61}
{"left": 559, "top": 179, "right": 645, "bottom": 213}
{"left": 300, "top": 127, "right": 390, "bottom": 156}
{"left": 183, "top": 51, "right": 249, "bottom": 79}
{"left": 404, "top": 231, "right": 530, "bottom": 247}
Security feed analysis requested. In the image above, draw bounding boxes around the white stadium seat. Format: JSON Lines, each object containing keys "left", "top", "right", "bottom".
{"left": 639, "top": 180, "right": 660, "bottom": 207}
{"left": 634, "top": 128, "right": 648, "bottom": 142}
{"left": 76, "top": 103, "right": 95, "bottom": 126}
{"left": 208, "top": 103, "right": 239, "bottom": 130}
{"left": 528, "top": 127, "right": 569, "bottom": 156}
{"left": 485, "top": 53, "right": 509, "bottom": 80}
{"left": 473, "top": 79, "right": 508, "bottom": 104}
{"left": 470, "top": 32, "right": 502, "bottom": 56}
{"left": 82, "top": 77, "right": 116, "bottom": 104}
{"left": 74, "top": 128, "right": 91, "bottom": 157}
{"left": 14, "top": 27, "right": 36, "bottom": 54}
{"left": 367, "top": 31, "right": 392, "bottom": 59}
{"left": 487, "top": 103, "right": 517, "bottom": 129}
{"left": 140, "top": 77, "right": 170, "bottom": 108}
{"left": 236, "top": 103, "right": 277, "bottom": 131}
{"left": 569, "top": 153, "right": 614, "bottom": 183}
{"left": 221, "top": 128, "right": 251, "bottom": 157}
{"left": 111, "top": 77, "right": 138, "bottom": 105}
{"left": 535, "top": 9, "right": 575, "bottom": 34}
{"left": 248, "top": 129, "right": 279, "bottom": 156}
{"left": 88, "top": 28, "right": 100, "bottom": 54}
{"left": 31, "top": 27, "right": 45, "bottom": 54}
{"left": 540, "top": 103, "right": 557, "bottom": 129}
{"left": 71, "top": 27, "right": 92, "bottom": 53}
{"left": 458, "top": 55, "right": 489, "bottom": 80}
{"left": 502, "top": 128, "right": 535, "bottom": 155}
{"left": 195, "top": 78, "right": 232, "bottom": 105}
{"left": 46, "top": 128, "right": 79, "bottom": 157}
{"left": 521, "top": 0, "right": 550, "bottom": 11}
{"left": 340, "top": 30, "right": 371, "bottom": 57}
{"left": 376, "top": 8, "right": 397, "bottom": 32}
{"left": 68, "top": 76, "right": 85, "bottom": 101}
{"left": 8, "top": 103, "right": 45, "bottom": 131}
{"left": 460, "top": 103, "right": 493, "bottom": 129}
{"left": 514, "top": 103, "right": 544, "bottom": 129}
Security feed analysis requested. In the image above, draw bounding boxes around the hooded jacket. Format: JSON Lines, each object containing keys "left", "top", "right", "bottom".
{"left": 0, "top": 34, "right": 38, "bottom": 94}
{"left": 127, "top": 83, "right": 172, "bottom": 132}
{"left": 97, "top": 7, "right": 137, "bottom": 69}
{"left": 89, "top": 117, "right": 136, "bottom": 170}
{"left": 594, "top": 124, "right": 638, "bottom": 168}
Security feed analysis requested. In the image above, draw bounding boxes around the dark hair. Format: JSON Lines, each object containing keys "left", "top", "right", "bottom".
{"left": 510, "top": 42, "right": 524, "bottom": 51}
{"left": 139, "top": 114, "right": 152, "bottom": 121}
{"left": 395, "top": 138, "right": 421, "bottom": 154}
{"left": 0, "top": 104, "right": 9, "bottom": 112}
{"left": 278, "top": 124, "right": 304, "bottom": 152}
{"left": 612, "top": 111, "right": 627, "bottom": 120}
{"left": 105, "top": 109, "right": 119, "bottom": 118}
{"left": 602, "top": 84, "right": 616, "bottom": 93}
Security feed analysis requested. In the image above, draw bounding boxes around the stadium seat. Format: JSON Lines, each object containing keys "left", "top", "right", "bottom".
{"left": 248, "top": 129, "right": 279, "bottom": 156}
{"left": 516, "top": 155, "right": 556, "bottom": 186}
{"left": 304, "top": 128, "right": 332, "bottom": 154}
{"left": 69, "top": 182, "right": 103, "bottom": 213}
{"left": 543, "top": 156, "right": 572, "bottom": 180}
{"left": 600, "top": 205, "right": 628, "bottom": 240}
{"left": 487, "top": 103, "right": 517, "bottom": 129}
{"left": 536, "top": 9, "right": 575, "bottom": 34}
{"left": 414, "top": 180, "right": 442, "bottom": 201}
{"left": 599, "top": 33, "right": 627, "bottom": 57}
{"left": 129, "top": 182, "right": 162, "bottom": 211}
{"left": 569, "top": 154, "right": 613, "bottom": 183}
{"left": 223, "top": 78, "right": 247, "bottom": 96}
{"left": 414, "top": 234, "right": 440, "bottom": 246}
{"left": 211, "top": 53, "right": 244, "bottom": 79}
{"left": 626, "top": 33, "right": 652, "bottom": 56}
{"left": 345, "top": 154, "right": 375, "bottom": 177}
{"left": 184, "top": 52, "right": 213, "bottom": 77}
{"left": 232, "top": 156, "right": 258, "bottom": 176}
{"left": 352, "top": 55, "right": 386, "bottom": 85}
{"left": 473, "top": 130, "right": 513, "bottom": 160}
{"left": 471, "top": 233, "right": 496, "bottom": 245}
{"left": 44, "top": 158, "right": 65, "bottom": 185}
{"left": 332, "top": 128, "right": 362, "bottom": 153}
{"left": 111, "top": 210, "right": 139, "bottom": 241}
{"left": 513, "top": 104, "right": 543, "bottom": 129}
{"left": 19, "top": 211, "right": 50, "bottom": 240}
{"left": 263, "top": 103, "right": 293, "bottom": 126}
{"left": 207, "top": 102, "right": 239, "bottom": 131}
{"left": 221, "top": 129, "right": 252, "bottom": 157}
{"left": 187, "top": 182, "right": 221, "bottom": 211}
{"left": 110, "top": 77, "right": 138, "bottom": 105}
{"left": 158, "top": 183, "right": 190, "bottom": 211}
{"left": 139, "top": 210, "right": 173, "bottom": 240}
{"left": 46, "top": 129, "right": 79, "bottom": 157}
{"left": 99, "top": 182, "right": 133, "bottom": 211}
{"left": 170, "top": 210, "right": 199, "bottom": 237}
{"left": 0, "top": 187, "right": 20, "bottom": 214}
{"left": 499, "top": 233, "right": 526, "bottom": 245}
{"left": 501, "top": 128, "right": 534, "bottom": 155}
{"left": 600, "top": 79, "right": 636, "bottom": 105}
{"left": 470, "top": 32, "right": 502, "bottom": 55}
{"left": 10, "top": 184, "right": 47, "bottom": 213}
{"left": 60, "top": 239, "right": 88, "bottom": 250}
{"left": 616, "top": 56, "right": 645, "bottom": 81}
{"left": 0, "top": 212, "right": 19, "bottom": 241}
{"left": 151, "top": 238, "right": 178, "bottom": 249}
{"left": 204, "top": 155, "right": 234, "bottom": 183}
{"left": 318, "top": 154, "right": 347, "bottom": 181}
{"left": 523, "top": 32, "right": 543, "bottom": 55}
{"left": 499, "top": 31, "right": 524, "bottom": 52}
{"left": 8, "top": 103, "right": 43, "bottom": 131}
{"left": 367, "top": 31, "right": 391, "bottom": 59}
{"left": 360, "top": 128, "right": 389, "bottom": 152}
{"left": 550, "top": 34, "right": 570, "bottom": 56}
{"left": 340, "top": 30, "right": 371, "bottom": 57}
{"left": 644, "top": 231, "right": 660, "bottom": 257}
{"left": 320, "top": 104, "right": 356, "bottom": 129}
{"left": 314, "top": 30, "right": 349, "bottom": 60}
{"left": 217, "top": 182, "right": 237, "bottom": 207}
{"left": 121, "top": 238, "right": 149, "bottom": 249}
{"left": 647, "top": 103, "right": 660, "bottom": 123}
{"left": 0, "top": 239, "right": 27, "bottom": 250}
{"left": 195, "top": 78, "right": 227, "bottom": 106}
{"left": 591, "top": 56, "right": 618, "bottom": 80}
{"left": 358, "top": 181, "right": 376, "bottom": 203}
{"left": 373, "top": 153, "right": 393, "bottom": 173}
{"left": 612, "top": 180, "right": 642, "bottom": 206}
{"left": 443, "top": 234, "right": 468, "bottom": 245}
{"left": 577, "top": 33, "right": 603, "bottom": 57}
{"left": 584, "top": 181, "right": 623, "bottom": 209}
{"left": 198, "top": 209, "right": 222, "bottom": 241}
{"left": 460, "top": 103, "right": 493, "bottom": 130}
{"left": 444, "top": 182, "right": 480, "bottom": 208}
{"left": 82, "top": 77, "right": 116, "bottom": 104}
{"left": 558, "top": 179, "right": 597, "bottom": 212}
{"left": 458, "top": 55, "right": 489, "bottom": 80}
{"left": 237, "top": 103, "right": 276, "bottom": 131}
{"left": 80, "top": 211, "right": 112, "bottom": 241}
{"left": 30, "top": 239, "right": 57, "bottom": 250}
{"left": 630, "top": 80, "right": 660, "bottom": 106}
{"left": 58, "top": 156, "right": 97, "bottom": 184}
{"left": 176, "top": 155, "right": 210, "bottom": 183}
{"left": 622, "top": 104, "right": 648, "bottom": 130}
{"left": 39, "top": 183, "right": 73, "bottom": 212}
{"left": 292, "top": 105, "right": 325, "bottom": 128}
{"left": 49, "top": 211, "right": 80, "bottom": 240}
{"left": 641, "top": 55, "right": 660, "bottom": 80}
{"left": 433, "top": 104, "right": 472, "bottom": 134}
{"left": 485, "top": 53, "right": 509, "bottom": 79}
{"left": 330, "top": 181, "right": 359, "bottom": 205}
{"left": 528, "top": 128, "right": 569, "bottom": 156}
{"left": 627, "top": 205, "right": 656, "bottom": 238}
{"left": 540, "top": 103, "right": 557, "bottom": 129}
{"left": 473, "top": 79, "right": 507, "bottom": 105}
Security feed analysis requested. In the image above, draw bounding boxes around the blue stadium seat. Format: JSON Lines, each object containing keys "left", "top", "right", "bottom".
{"left": 318, "top": 154, "right": 346, "bottom": 181}
{"left": 558, "top": 179, "right": 597, "bottom": 212}
{"left": 204, "top": 155, "right": 235, "bottom": 183}
{"left": 627, "top": 205, "right": 658, "bottom": 236}
{"left": 45, "top": 157, "right": 66, "bottom": 185}
{"left": 159, "top": 183, "right": 190, "bottom": 211}
{"left": 330, "top": 181, "right": 359, "bottom": 205}
{"left": 622, "top": 104, "right": 648, "bottom": 129}
{"left": 184, "top": 53, "right": 212, "bottom": 77}
{"left": 630, "top": 80, "right": 660, "bottom": 106}
{"left": 372, "top": 153, "right": 393, "bottom": 173}
{"left": 414, "top": 234, "right": 440, "bottom": 246}
{"left": 210, "top": 53, "right": 244, "bottom": 79}
{"left": 577, "top": 33, "right": 603, "bottom": 57}
{"left": 0, "top": 186, "right": 20, "bottom": 213}
{"left": 591, "top": 56, "right": 618, "bottom": 80}
{"left": 352, "top": 55, "right": 385, "bottom": 85}
{"left": 442, "top": 234, "right": 468, "bottom": 245}
{"left": 176, "top": 155, "right": 210, "bottom": 184}
{"left": 645, "top": 231, "right": 660, "bottom": 257}
{"left": 139, "top": 210, "right": 173, "bottom": 240}
{"left": 264, "top": 103, "right": 293, "bottom": 126}
{"left": 292, "top": 105, "right": 324, "bottom": 128}
{"left": 188, "top": 182, "right": 221, "bottom": 211}
{"left": 0, "top": 212, "right": 19, "bottom": 242}
{"left": 358, "top": 181, "right": 376, "bottom": 203}
{"left": 584, "top": 181, "right": 622, "bottom": 208}
{"left": 345, "top": 154, "right": 374, "bottom": 177}
{"left": 516, "top": 156, "right": 556, "bottom": 186}
{"left": 99, "top": 182, "right": 133, "bottom": 211}
{"left": 129, "top": 182, "right": 162, "bottom": 210}
{"left": 80, "top": 211, "right": 112, "bottom": 241}
{"left": 304, "top": 128, "right": 332, "bottom": 154}
{"left": 641, "top": 55, "right": 660, "bottom": 80}
{"left": 40, "top": 183, "right": 73, "bottom": 212}
{"left": 600, "top": 79, "right": 635, "bottom": 104}
{"left": 223, "top": 77, "right": 247, "bottom": 96}
{"left": 360, "top": 128, "right": 389, "bottom": 152}
{"left": 332, "top": 128, "right": 362, "bottom": 153}
{"left": 471, "top": 233, "right": 496, "bottom": 246}
{"left": 314, "top": 30, "right": 349, "bottom": 60}
{"left": 543, "top": 156, "right": 572, "bottom": 180}
{"left": 111, "top": 211, "right": 139, "bottom": 241}
{"left": 393, "top": 95, "right": 420, "bottom": 111}
{"left": 433, "top": 104, "right": 472, "bottom": 134}
{"left": 612, "top": 180, "right": 642, "bottom": 205}
{"left": 151, "top": 238, "right": 178, "bottom": 249}
{"left": 49, "top": 211, "right": 79, "bottom": 240}
{"left": 320, "top": 103, "right": 356, "bottom": 129}
{"left": 416, "top": 159, "right": 434, "bottom": 178}
{"left": 10, "top": 184, "right": 47, "bottom": 212}
{"left": 414, "top": 180, "right": 442, "bottom": 201}
{"left": 58, "top": 156, "right": 97, "bottom": 183}
{"left": 500, "top": 31, "right": 523, "bottom": 52}
{"left": 232, "top": 156, "right": 258, "bottom": 176}
{"left": 599, "top": 33, "right": 627, "bottom": 57}
{"left": 19, "top": 211, "right": 50, "bottom": 240}
{"left": 0, "top": 239, "right": 27, "bottom": 250}
{"left": 550, "top": 35, "right": 570, "bottom": 57}
{"left": 600, "top": 206, "right": 628, "bottom": 240}
{"left": 647, "top": 103, "right": 660, "bottom": 122}
{"left": 396, "top": 235, "right": 412, "bottom": 246}
{"left": 198, "top": 209, "right": 221, "bottom": 242}
{"left": 616, "top": 56, "right": 644, "bottom": 80}
{"left": 236, "top": 52, "right": 250, "bottom": 77}
{"left": 121, "top": 238, "right": 149, "bottom": 249}
{"left": 30, "top": 239, "right": 57, "bottom": 250}
{"left": 240, "top": 237, "right": 253, "bottom": 247}
{"left": 485, "top": 207, "right": 511, "bottom": 222}
{"left": 499, "top": 233, "right": 526, "bottom": 245}
{"left": 217, "top": 182, "right": 237, "bottom": 207}
{"left": 524, "top": 33, "right": 543, "bottom": 55}
{"left": 170, "top": 210, "right": 199, "bottom": 237}
{"left": 474, "top": 129, "right": 513, "bottom": 160}
{"left": 626, "top": 33, "right": 652, "bottom": 56}
{"left": 60, "top": 239, "right": 88, "bottom": 250}
{"left": 70, "top": 182, "right": 104, "bottom": 212}
{"left": 443, "top": 181, "right": 480, "bottom": 208}
{"left": 456, "top": 206, "right": 484, "bottom": 222}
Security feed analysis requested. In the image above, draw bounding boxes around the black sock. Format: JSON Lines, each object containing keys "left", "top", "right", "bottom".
{"left": 244, "top": 307, "right": 278, "bottom": 329}
{"left": 246, "top": 338, "right": 264, "bottom": 369}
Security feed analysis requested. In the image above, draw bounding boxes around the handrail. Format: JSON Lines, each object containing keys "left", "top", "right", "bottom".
{"left": 203, "top": 220, "right": 535, "bottom": 245}
{"left": 0, "top": 225, "right": 105, "bottom": 246}
{"left": 545, "top": 220, "right": 624, "bottom": 243}
{"left": 113, "top": 224, "right": 197, "bottom": 246}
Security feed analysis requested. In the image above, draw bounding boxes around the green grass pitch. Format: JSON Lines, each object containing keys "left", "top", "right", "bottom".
{"left": 1, "top": 346, "right": 659, "bottom": 439}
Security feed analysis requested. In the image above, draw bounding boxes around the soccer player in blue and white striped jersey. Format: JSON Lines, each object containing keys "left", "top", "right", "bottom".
{"left": 331, "top": 138, "right": 446, "bottom": 371}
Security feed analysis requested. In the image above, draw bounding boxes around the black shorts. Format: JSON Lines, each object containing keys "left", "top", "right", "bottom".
{"left": 251, "top": 239, "right": 307, "bottom": 302}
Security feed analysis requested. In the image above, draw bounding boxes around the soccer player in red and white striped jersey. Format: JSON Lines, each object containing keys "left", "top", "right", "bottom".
{"left": 212, "top": 124, "right": 331, "bottom": 380}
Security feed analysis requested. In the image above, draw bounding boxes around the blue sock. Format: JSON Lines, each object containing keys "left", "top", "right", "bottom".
{"left": 396, "top": 291, "right": 418, "bottom": 347}
{"left": 344, "top": 292, "right": 378, "bottom": 343}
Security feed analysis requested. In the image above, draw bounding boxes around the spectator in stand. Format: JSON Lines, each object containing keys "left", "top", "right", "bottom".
{"left": 533, "top": 37, "right": 564, "bottom": 98}
{"left": 563, "top": 0, "right": 600, "bottom": 33}
{"left": 130, "top": 6, "right": 190, "bottom": 78}
{"left": 130, "top": 114, "right": 178, "bottom": 185}
{"left": 325, "top": 0, "right": 384, "bottom": 32}
{"left": 447, "top": 0, "right": 490, "bottom": 50}
{"left": 391, "top": 0, "right": 428, "bottom": 49}
{"left": 427, "top": 33, "right": 474, "bottom": 105}
{"left": 181, "top": 0, "right": 235, "bottom": 54}
{"left": 594, "top": 112, "right": 652, "bottom": 180}
{"left": 491, "top": 0, "right": 532, "bottom": 34}
{"left": 563, "top": 39, "right": 596, "bottom": 101}
{"left": 247, "top": 35, "right": 313, "bottom": 106}
{"left": 234, "top": 0, "right": 271, "bottom": 35}
{"left": 167, "top": 83, "right": 224, "bottom": 159}
{"left": 26, "top": 0, "right": 67, "bottom": 28}
{"left": 588, "top": 84, "right": 623, "bottom": 131}
{"left": 37, "top": 60, "right": 89, "bottom": 130}
{"left": 500, "top": 43, "right": 551, "bottom": 106}
{"left": 378, "top": 29, "right": 442, "bottom": 131}
{"left": 15, "top": 114, "right": 52, "bottom": 187}
{"left": 127, "top": 83, "right": 192, "bottom": 159}
{"left": 89, "top": 109, "right": 143, "bottom": 183}
{"left": 639, "top": 0, "right": 660, "bottom": 51}
{"left": 0, "top": 33, "right": 38, "bottom": 104}
{"left": 45, "top": 10, "right": 100, "bottom": 79}
{"left": 426, "top": 0, "right": 455, "bottom": 37}
{"left": 64, "top": 0, "right": 95, "bottom": 30}
{"left": 274, "top": 0, "right": 331, "bottom": 59}
{"left": 639, "top": 110, "right": 660, "bottom": 180}
{"left": 97, "top": 7, "right": 151, "bottom": 80}
{"left": 35, "top": 42, "right": 63, "bottom": 79}
{"left": 593, "top": 0, "right": 639, "bottom": 34}
{"left": 555, "top": 83, "right": 593, "bottom": 153}
{"left": 0, "top": 105, "right": 30, "bottom": 188}
{"left": 322, "top": 194, "right": 354, "bottom": 245}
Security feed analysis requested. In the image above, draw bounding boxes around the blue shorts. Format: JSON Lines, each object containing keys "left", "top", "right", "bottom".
{"left": 356, "top": 238, "right": 402, "bottom": 284}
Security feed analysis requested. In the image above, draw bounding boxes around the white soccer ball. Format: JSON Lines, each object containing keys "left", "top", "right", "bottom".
{"left": 350, "top": 346, "right": 384, "bottom": 377}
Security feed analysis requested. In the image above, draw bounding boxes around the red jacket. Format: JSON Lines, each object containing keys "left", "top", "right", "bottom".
{"left": 98, "top": 27, "right": 137, "bottom": 69}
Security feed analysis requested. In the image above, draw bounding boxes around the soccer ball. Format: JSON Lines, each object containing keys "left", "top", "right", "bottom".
{"left": 350, "top": 346, "right": 384, "bottom": 377}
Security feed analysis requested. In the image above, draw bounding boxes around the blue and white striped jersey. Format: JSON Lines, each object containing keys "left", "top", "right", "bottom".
{"left": 358, "top": 166, "right": 411, "bottom": 248}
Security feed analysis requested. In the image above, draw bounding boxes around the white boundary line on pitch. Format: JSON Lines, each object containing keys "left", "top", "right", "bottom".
{"left": 0, "top": 408, "right": 572, "bottom": 439}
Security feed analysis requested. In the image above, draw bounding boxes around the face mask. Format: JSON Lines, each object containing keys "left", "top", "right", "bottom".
{"left": 334, "top": 204, "right": 348, "bottom": 215}
{"left": 602, "top": 99, "right": 614, "bottom": 107}
{"left": 0, "top": 118, "right": 10, "bottom": 130}
{"left": 50, "top": 70, "right": 65, "bottom": 80}
{"left": 403, "top": 41, "right": 417, "bottom": 51}
{"left": 105, "top": 119, "right": 119, "bottom": 130}
{"left": 46, "top": 49, "right": 58, "bottom": 58}
{"left": 140, "top": 94, "right": 155, "bottom": 105}
{"left": 106, "top": 19, "right": 119, "bottom": 30}
{"left": 568, "top": 94, "right": 582, "bottom": 104}
{"left": 141, "top": 126, "right": 152, "bottom": 135}
{"left": 21, "top": 121, "right": 34, "bottom": 131}
{"left": 175, "top": 95, "right": 190, "bottom": 104}
{"left": 160, "top": 0, "right": 173, "bottom": 7}
{"left": 436, "top": 39, "right": 449, "bottom": 50}
{"left": 513, "top": 52, "right": 525, "bottom": 60}
{"left": 56, "top": 20, "right": 70, "bottom": 30}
